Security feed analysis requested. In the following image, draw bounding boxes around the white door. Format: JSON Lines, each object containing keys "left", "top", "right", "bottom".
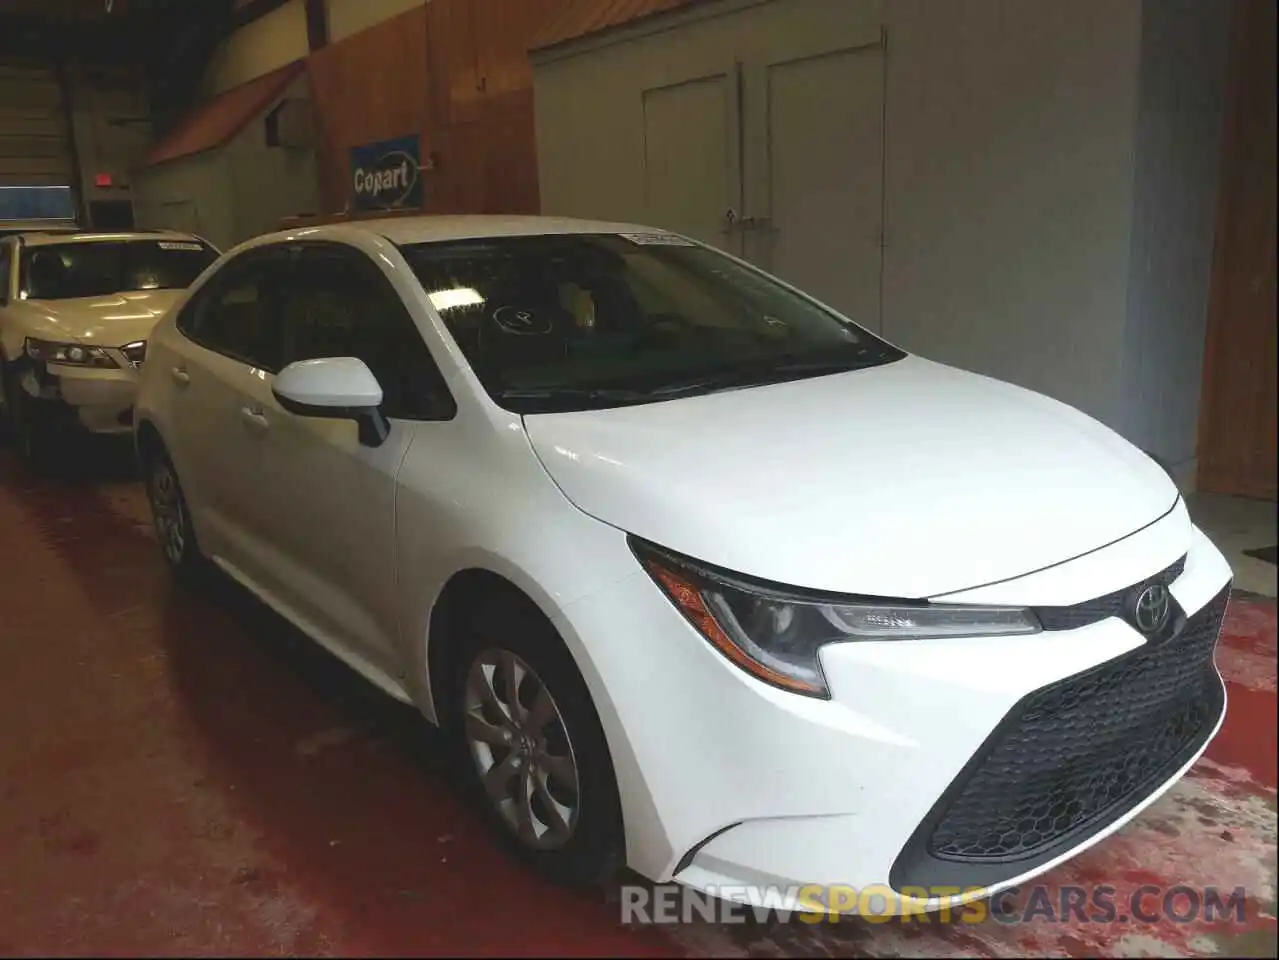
{"left": 641, "top": 64, "right": 743, "bottom": 256}
{"left": 743, "top": 28, "right": 886, "bottom": 330}
{"left": 160, "top": 245, "right": 293, "bottom": 560}
{"left": 239, "top": 242, "right": 453, "bottom": 677}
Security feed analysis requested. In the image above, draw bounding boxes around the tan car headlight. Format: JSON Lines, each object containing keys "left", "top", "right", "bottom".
{"left": 24, "top": 338, "right": 118, "bottom": 369}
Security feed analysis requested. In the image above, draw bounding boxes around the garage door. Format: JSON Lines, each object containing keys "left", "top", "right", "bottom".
{"left": 0, "top": 61, "right": 75, "bottom": 187}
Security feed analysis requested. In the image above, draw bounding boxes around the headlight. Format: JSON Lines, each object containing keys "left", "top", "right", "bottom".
{"left": 631, "top": 537, "right": 1041, "bottom": 699}
{"left": 25, "top": 338, "right": 118, "bottom": 369}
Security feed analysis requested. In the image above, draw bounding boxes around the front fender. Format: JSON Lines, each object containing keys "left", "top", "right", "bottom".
{"left": 406, "top": 521, "right": 638, "bottom": 725}
{"left": 1, "top": 308, "right": 75, "bottom": 363}
{"left": 391, "top": 398, "right": 644, "bottom": 721}
{"left": 1, "top": 324, "right": 26, "bottom": 364}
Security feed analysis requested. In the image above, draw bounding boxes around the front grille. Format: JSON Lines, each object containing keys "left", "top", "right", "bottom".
{"left": 923, "top": 585, "right": 1229, "bottom": 865}
{"left": 1032, "top": 555, "right": 1186, "bottom": 631}
{"left": 121, "top": 341, "right": 147, "bottom": 367}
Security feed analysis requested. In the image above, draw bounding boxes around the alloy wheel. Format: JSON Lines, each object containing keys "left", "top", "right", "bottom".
{"left": 462, "top": 648, "right": 581, "bottom": 850}
{"left": 148, "top": 458, "right": 187, "bottom": 567}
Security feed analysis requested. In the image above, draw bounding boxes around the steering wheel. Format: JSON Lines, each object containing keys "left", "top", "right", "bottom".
{"left": 641, "top": 311, "right": 698, "bottom": 348}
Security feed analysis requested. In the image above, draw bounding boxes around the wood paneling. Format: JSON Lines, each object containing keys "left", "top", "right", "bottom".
{"left": 474, "top": 0, "right": 557, "bottom": 94}
{"left": 305, "top": 0, "right": 563, "bottom": 218}
{"left": 425, "top": 0, "right": 481, "bottom": 127}
{"left": 305, "top": 4, "right": 432, "bottom": 211}
{"left": 1198, "top": 0, "right": 1277, "bottom": 500}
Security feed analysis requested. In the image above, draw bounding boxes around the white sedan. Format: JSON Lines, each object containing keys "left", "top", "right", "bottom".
{"left": 0, "top": 229, "right": 219, "bottom": 464}
{"left": 133, "top": 215, "right": 1232, "bottom": 916}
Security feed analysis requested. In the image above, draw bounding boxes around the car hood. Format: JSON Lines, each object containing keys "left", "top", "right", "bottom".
{"left": 20, "top": 290, "right": 184, "bottom": 346}
{"left": 522, "top": 356, "right": 1180, "bottom": 599}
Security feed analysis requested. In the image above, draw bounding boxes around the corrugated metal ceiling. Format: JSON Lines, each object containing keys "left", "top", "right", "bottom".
{"left": 530, "top": 0, "right": 706, "bottom": 52}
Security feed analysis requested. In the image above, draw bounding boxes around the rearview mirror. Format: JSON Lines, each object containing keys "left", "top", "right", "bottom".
{"left": 272, "top": 357, "right": 390, "bottom": 447}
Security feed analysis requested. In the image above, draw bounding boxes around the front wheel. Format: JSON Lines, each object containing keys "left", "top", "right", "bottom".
{"left": 448, "top": 597, "right": 625, "bottom": 886}
{"left": 2, "top": 365, "right": 52, "bottom": 469}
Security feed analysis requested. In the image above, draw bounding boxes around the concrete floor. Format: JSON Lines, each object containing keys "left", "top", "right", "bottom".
{"left": 1184, "top": 491, "right": 1278, "bottom": 599}
{"left": 0, "top": 439, "right": 1274, "bottom": 958}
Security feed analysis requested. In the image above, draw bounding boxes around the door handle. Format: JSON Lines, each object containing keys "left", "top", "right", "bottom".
{"left": 170, "top": 367, "right": 190, "bottom": 387}
{"left": 239, "top": 406, "right": 270, "bottom": 433}
{"left": 723, "top": 209, "right": 772, "bottom": 232}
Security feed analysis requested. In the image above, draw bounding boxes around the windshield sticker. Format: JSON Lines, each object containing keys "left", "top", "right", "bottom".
{"left": 157, "top": 241, "right": 203, "bottom": 251}
{"left": 618, "top": 232, "right": 697, "bottom": 247}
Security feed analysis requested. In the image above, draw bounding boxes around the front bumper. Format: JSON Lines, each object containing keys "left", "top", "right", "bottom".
{"left": 18, "top": 360, "right": 139, "bottom": 435}
{"left": 554, "top": 504, "right": 1233, "bottom": 916}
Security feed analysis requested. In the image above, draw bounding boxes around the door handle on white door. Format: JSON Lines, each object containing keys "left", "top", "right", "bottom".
{"left": 170, "top": 367, "right": 190, "bottom": 386}
{"left": 239, "top": 406, "right": 270, "bottom": 432}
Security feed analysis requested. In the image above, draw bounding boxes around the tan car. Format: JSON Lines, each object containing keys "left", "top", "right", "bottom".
{"left": 0, "top": 220, "right": 81, "bottom": 240}
{"left": 0, "top": 229, "right": 219, "bottom": 465}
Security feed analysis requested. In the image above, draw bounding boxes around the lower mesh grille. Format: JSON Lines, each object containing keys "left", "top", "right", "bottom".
{"left": 923, "top": 586, "right": 1228, "bottom": 864}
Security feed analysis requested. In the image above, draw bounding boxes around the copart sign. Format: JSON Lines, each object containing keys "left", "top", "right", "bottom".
{"left": 348, "top": 134, "right": 424, "bottom": 212}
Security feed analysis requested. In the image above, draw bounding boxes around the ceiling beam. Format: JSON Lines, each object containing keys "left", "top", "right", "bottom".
{"left": 305, "top": 0, "right": 328, "bottom": 52}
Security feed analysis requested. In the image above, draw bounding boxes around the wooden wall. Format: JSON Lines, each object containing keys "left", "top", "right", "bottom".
{"left": 1197, "top": 0, "right": 1277, "bottom": 500}
{"left": 304, "top": 0, "right": 563, "bottom": 217}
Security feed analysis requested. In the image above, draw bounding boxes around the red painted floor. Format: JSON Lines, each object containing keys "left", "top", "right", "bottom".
{"left": 0, "top": 441, "right": 1275, "bottom": 958}
{"left": 0, "top": 446, "right": 678, "bottom": 958}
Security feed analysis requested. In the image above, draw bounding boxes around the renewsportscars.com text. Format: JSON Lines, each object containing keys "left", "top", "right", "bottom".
{"left": 620, "top": 883, "right": 1249, "bottom": 925}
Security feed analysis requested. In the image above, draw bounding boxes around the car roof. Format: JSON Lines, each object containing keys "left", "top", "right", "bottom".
{"left": 13, "top": 230, "right": 207, "bottom": 247}
{"left": 270, "top": 214, "right": 675, "bottom": 248}
{"left": 0, "top": 222, "right": 80, "bottom": 235}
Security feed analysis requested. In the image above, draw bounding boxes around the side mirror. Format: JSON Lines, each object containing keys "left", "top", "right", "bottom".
{"left": 272, "top": 357, "right": 390, "bottom": 447}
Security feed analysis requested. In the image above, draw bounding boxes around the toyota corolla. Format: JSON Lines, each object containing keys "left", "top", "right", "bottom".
{"left": 132, "top": 216, "right": 1232, "bottom": 916}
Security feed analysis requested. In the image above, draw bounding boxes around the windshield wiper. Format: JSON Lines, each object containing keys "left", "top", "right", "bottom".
{"left": 641, "top": 357, "right": 879, "bottom": 398}
{"left": 497, "top": 385, "right": 654, "bottom": 411}
{"left": 500, "top": 386, "right": 646, "bottom": 401}
{"left": 499, "top": 356, "right": 889, "bottom": 410}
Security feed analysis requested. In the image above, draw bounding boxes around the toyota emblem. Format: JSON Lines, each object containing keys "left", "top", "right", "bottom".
{"left": 1132, "top": 583, "right": 1171, "bottom": 636}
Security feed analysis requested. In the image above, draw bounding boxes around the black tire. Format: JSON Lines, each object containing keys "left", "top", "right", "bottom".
{"left": 2, "top": 363, "right": 53, "bottom": 470}
{"left": 445, "top": 593, "right": 625, "bottom": 887}
{"left": 142, "top": 444, "right": 206, "bottom": 585}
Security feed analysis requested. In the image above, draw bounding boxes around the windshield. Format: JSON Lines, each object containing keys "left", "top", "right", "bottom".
{"left": 399, "top": 233, "right": 904, "bottom": 413}
{"left": 21, "top": 239, "right": 218, "bottom": 301}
